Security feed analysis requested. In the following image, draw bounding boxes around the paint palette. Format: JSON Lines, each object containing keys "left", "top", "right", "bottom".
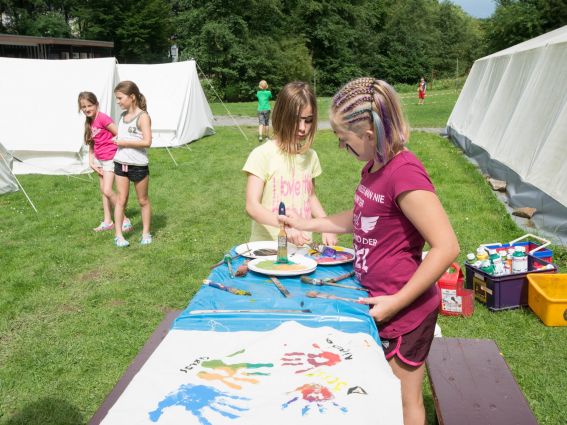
{"left": 235, "top": 241, "right": 298, "bottom": 259}
{"left": 248, "top": 255, "right": 317, "bottom": 277}
{"left": 306, "top": 246, "right": 355, "bottom": 265}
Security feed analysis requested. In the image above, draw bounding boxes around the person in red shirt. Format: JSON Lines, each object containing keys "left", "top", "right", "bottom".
{"left": 78, "top": 92, "right": 132, "bottom": 233}
{"left": 417, "top": 77, "right": 427, "bottom": 105}
{"left": 279, "top": 77, "right": 459, "bottom": 425}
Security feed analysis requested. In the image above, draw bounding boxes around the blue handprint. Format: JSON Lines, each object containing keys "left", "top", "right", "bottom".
{"left": 148, "top": 383, "right": 250, "bottom": 424}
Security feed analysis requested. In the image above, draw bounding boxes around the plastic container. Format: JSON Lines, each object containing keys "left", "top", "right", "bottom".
{"left": 438, "top": 263, "right": 474, "bottom": 317}
{"left": 527, "top": 274, "right": 567, "bottom": 326}
{"left": 464, "top": 254, "right": 557, "bottom": 311}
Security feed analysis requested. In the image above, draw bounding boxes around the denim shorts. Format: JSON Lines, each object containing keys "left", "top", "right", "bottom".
{"left": 258, "top": 110, "right": 270, "bottom": 126}
{"left": 114, "top": 162, "right": 150, "bottom": 182}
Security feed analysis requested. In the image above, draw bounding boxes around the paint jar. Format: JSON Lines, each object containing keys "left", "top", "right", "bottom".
{"left": 512, "top": 246, "right": 528, "bottom": 273}
{"left": 476, "top": 247, "right": 489, "bottom": 262}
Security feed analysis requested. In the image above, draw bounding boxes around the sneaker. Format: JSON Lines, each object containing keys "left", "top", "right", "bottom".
{"left": 114, "top": 236, "right": 130, "bottom": 247}
{"left": 122, "top": 218, "right": 133, "bottom": 233}
{"left": 140, "top": 233, "right": 153, "bottom": 245}
{"left": 94, "top": 221, "right": 113, "bottom": 232}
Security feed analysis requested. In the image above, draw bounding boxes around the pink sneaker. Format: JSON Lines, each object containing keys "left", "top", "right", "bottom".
{"left": 94, "top": 221, "right": 113, "bottom": 232}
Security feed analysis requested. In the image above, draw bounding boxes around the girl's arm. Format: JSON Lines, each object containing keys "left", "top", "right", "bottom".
{"left": 88, "top": 145, "right": 103, "bottom": 176}
{"left": 361, "top": 190, "right": 460, "bottom": 322}
{"left": 245, "top": 174, "right": 311, "bottom": 246}
{"left": 106, "top": 122, "right": 118, "bottom": 137}
{"left": 308, "top": 180, "right": 338, "bottom": 246}
{"left": 115, "top": 113, "right": 152, "bottom": 148}
{"left": 280, "top": 209, "right": 354, "bottom": 235}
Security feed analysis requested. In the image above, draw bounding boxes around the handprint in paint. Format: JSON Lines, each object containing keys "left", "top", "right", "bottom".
{"left": 281, "top": 343, "right": 341, "bottom": 373}
{"left": 282, "top": 383, "right": 348, "bottom": 416}
{"left": 197, "top": 349, "right": 273, "bottom": 390}
{"left": 148, "top": 383, "right": 250, "bottom": 425}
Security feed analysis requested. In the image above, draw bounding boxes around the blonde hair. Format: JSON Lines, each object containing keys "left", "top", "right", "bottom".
{"left": 331, "top": 77, "right": 409, "bottom": 164}
{"left": 114, "top": 80, "right": 147, "bottom": 111}
{"left": 271, "top": 81, "right": 317, "bottom": 155}
{"left": 77, "top": 91, "right": 98, "bottom": 145}
{"left": 259, "top": 80, "right": 268, "bottom": 90}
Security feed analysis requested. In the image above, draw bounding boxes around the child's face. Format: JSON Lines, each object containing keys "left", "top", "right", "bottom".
{"left": 333, "top": 125, "right": 375, "bottom": 162}
{"left": 297, "top": 105, "right": 314, "bottom": 141}
{"left": 79, "top": 99, "right": 98, "bottom": 118}
{"left": 115, "top": 91, "right": 135, "bottom": 110}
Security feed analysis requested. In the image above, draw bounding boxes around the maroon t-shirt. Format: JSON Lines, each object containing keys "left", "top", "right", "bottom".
{"left": 353, "top": 150, "right": 439, "bottom": 338}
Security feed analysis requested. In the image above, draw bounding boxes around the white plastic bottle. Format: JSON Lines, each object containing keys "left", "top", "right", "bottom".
{"left": 511, "top": 246, "right": 528, "bottom": 273}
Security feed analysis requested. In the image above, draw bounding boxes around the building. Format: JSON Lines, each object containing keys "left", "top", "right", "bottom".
{"left": 0, "top": 34, "right": 113, "bottom": 59}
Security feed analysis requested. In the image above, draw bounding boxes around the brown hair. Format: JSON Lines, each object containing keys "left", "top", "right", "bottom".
{"left": 77, "top": 91, "right": 98, "bottom": 145}
{"left": 271, "top": 81, "right": 317, "bottom": 155}
{"left": 331, "top": 77, "right": 409, "bottom": 164}
{"left": 114, "top": 80, "right": 147, "bottom": 111}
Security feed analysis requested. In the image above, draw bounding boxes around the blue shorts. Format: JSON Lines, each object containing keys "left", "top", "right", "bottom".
{"left": 114, "top": 162, "right": 149, "bottom": 182}
{"left": 258, "top": 110, "right": 270, "bottom": 126}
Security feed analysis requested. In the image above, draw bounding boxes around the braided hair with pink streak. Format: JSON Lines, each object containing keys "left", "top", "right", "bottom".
{"left": 330, "top": 77, "right": 409, "bottom": 164}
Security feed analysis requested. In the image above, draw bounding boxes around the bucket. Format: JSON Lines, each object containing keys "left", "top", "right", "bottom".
{"left": 438, "top": 263, "right": 474, "bottom": 317}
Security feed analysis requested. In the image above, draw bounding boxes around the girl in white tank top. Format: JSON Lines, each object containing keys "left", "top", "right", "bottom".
{"left": 112, "top": 81, "right": 153, "bottom": 247}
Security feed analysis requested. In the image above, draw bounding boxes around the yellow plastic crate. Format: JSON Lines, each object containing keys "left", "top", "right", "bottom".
{"left": 527, "top": 274, "right": 567, "bottom": 326}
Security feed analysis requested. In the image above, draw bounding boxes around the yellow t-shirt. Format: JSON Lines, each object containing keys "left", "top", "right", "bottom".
{"left": 242, "top": 139, "right": 322, "bottom": 241}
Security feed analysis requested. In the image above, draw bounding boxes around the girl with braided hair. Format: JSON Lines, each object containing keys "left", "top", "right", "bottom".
{"left": 279, "top": 77, "right": 459, "bottom": 425}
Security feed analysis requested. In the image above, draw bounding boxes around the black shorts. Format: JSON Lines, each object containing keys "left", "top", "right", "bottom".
{"left": 380, "top": 308, "right": 438, "bottom": 367}
{"left": 258, "top": 110, "right": 270, "bottom": 126}
{"left": 114, "top": 162, "right": 149, "bottom": 182}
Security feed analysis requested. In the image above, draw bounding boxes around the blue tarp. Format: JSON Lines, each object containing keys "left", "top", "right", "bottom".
{"left": 173, "top": 247, "right": 380, "bottom": 343}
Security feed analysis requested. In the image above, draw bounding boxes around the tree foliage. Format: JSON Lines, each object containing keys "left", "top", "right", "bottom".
{"left": 2, "top": 0, "right": 566, "bottom": 100}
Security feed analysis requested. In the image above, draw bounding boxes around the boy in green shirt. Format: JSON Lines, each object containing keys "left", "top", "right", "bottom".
{"left": 256, "top": 80, "right": 272, "bottom": 142}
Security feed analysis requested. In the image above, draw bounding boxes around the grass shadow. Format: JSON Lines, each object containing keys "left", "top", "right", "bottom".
{"left": 2, "top": 397, "right": 83, "bottom": 425}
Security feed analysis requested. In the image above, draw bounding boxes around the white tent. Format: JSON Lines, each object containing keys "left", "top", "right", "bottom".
{"left": 0, "top": 58, "right": 214, "bottom": 175}
{"left": 0, "top": 57, "right": 116, "bottom": 175}
{"left": 0, "top": 141, "right": 18, "bottom": 194}
{"left": 116, "top": 61, "right": 214, "bottom": 148}
{"left": 447, "top": 25, "right": 567, "bottom": 240}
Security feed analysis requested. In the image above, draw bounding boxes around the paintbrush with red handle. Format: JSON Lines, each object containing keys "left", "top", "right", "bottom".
{"left": 235, "top": 260, "right": 250, "bottom": 277}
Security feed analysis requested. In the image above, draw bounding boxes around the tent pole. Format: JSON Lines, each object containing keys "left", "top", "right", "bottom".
{"left": 194, "top": 61, "right": 249, "bottom": 142}
{"left": 165, "top": 146, "right": 178, "bottom": 166}
{"left": 0, "top": 150, "right": 38, "bottom": 213}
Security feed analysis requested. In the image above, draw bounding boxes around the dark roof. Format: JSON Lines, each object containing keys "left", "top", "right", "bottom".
{"left": 0, "top": 34, "right": 113, "bottom": 48}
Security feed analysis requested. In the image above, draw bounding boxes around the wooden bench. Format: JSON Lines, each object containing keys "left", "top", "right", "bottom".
{"left": 426, "top": 338, "right": 539, "bottom": 425}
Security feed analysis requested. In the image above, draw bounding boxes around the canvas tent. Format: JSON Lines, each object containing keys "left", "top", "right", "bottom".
{"left": 0, "top": 58, "right": 214, "bottom": 175}
{"left": 116, "top": 61, "right": 214, "bottom": 148}
{"left": 0, "top": 141, "right": 18, "bottom": 194}
{"left": 447, "top": 25, "right": 567, "bottom": 240}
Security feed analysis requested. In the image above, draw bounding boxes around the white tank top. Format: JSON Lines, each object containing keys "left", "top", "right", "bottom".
{"left": 113, "top": 111, "right": 149, "bottom": 166}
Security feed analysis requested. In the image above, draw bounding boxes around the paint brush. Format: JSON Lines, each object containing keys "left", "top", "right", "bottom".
{"left": 203, "top": 280, "right": 251, "bottom": 296}
{"left": 224, "top": 253, "right": 235, "bottom": 278}
{"left": 305, "top": 290, "right": 363, "bottom": 303}
{"left": 189, "top": 309, "right": 312, "bottom": 315}
{"left": 235, "top": 259, "right": 250, "bottom": 277}
{"left": 270, "top": 276, "right": 291, "bottom": 298}
{"left": 300, "top": 274, "right": 367, "bottom": 291}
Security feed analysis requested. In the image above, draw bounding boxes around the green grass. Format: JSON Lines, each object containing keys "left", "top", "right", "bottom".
{"left": 210, "top": 89, "right": 461, "bottom": 129}
{"left": 1, "top": 126, "right": 566, "bottom": 424}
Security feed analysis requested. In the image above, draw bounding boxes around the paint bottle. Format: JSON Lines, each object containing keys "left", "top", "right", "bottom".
{"left": 492, "top": 257, "right": 506, "bottom": 276}
{"left": 488, "top": 249, "right": 500, "bottom": 265}
{"left": 512, "top": 246, "right": 528, "bottom": 273}
{"left": 466, "top": 253, "right": 476, "bottom": 264}
{"left": 506, "top": 248, "right": 515, "bottom": 271}
{"left": 277, "top": 202, "right": 288, "bottom": 263}
{"left": 480, "top": 259, "right": 494, "bottom": 275}
{"left": 476, "top": 247, "right": 489, "bottom": 262}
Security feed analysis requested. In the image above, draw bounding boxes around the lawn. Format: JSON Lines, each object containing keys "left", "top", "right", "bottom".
{"left": 1, "top": 123, "right": 566, "bottom": 424}
{"left": 209, "top": 88, "right": 461, "bottom": 129}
